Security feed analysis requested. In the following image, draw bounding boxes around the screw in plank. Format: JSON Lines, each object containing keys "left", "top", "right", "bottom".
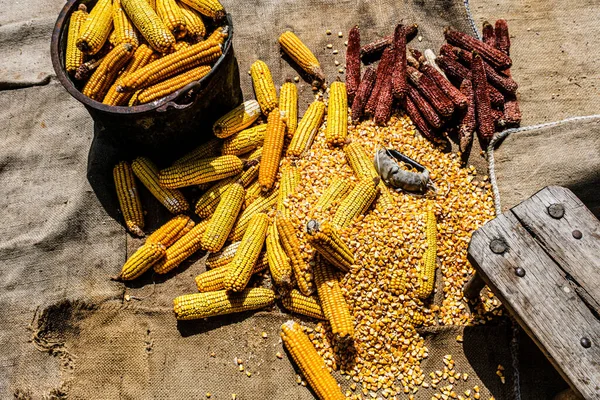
{"left": 580, "top": 337, "right": 592, "bottom": 348}
{"left": 572, "top": 230, "right": 583, "bottom": 239}
{"left": 547, "top": 203, "right": 565, "bottom": 219}
{"left": 489, "top": 239, "right": 507, "bottom": 254}
{"left": 514, "top": 267, "right": 526, "bottom": 277}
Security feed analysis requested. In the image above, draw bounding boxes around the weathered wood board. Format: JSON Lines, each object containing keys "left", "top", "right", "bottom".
{"left": 467, "top": 186, "right": 600, "bottom": 400}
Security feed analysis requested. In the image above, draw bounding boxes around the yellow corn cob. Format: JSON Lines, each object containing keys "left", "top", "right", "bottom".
{"left": 65, "top": 5, "right": 88, "bottom": 74}
{"left": 228, "top": 189, "right": 278, "bottom": 242}
{"left": 278, "top": 31, "right": 325, "bottom": 82}
{"left": 109, "top": 29, "right": 118, "bottom": 46}
{"left": 306, "top": 220, "right": 354, "bottom": 272}
{"left": 178, "top": 2, "right": 206, "bottom": 41}
{"left": 281, "top": 290, "right": 326, "bottom": 320}
{"left": 113, "top": 0, "right": 139, "bottom": 48}
{"left": 325, "top": 81, "right": 348, "bottom": 147}
{"left": 113, "top": 161, "right": 145, "bottom": 236}
{"left": 156, "top": 0, "right": 186, "bottom": 38}
{"left": 153, "top": 219, "right": 210, "bottom": 274}
{"left": 279, "top": 80, "right": 298, "bottom": 138}
{"left": 133, "top": 64, "right": 211, "bottom": 104}
{"left": 146, "top": 0, "right": 156, "bottom": 10}
{"left": 259, "top": 109, "right": 286, "bottom": 192}
{"left": 117, "top": 35, "right": 221, "bottom": 91}
{"left": 195, "top": 253, "right": 267, "bottom": 292}
{"left": 103, "top": 44, "right": 156, "bottom": 106}
{"left": 244, "top": 179, "right": 262, "bottom": 207}
{"left": 213, "top": 100, "right": 261, "bottom": 139}
{"left": 159, "top": 155, "right": 243, "bottom": 188}
{"left": 174, "top": 288, "right": 275, "bottom": 320}
{"left": 276, "top": 163, "right": 300, "bottom": 218}
{"left": 280, "top": 320, "right": 345, "bottom": 400}
{"left": 416, "top": 210, "right": 437, "bottom": 299}
{"left": 221, "top": 124, "right": 266, "bottom": 156}
{"left": 240, "top": 146, "right": 263, "bottom": 161}
{"left": 171, "top": 41, "right": 191, "bottom": 52}
{"left": 286, "top": 100, "right": 326, "bottom": 157}
{"left": 179, "top": 0, "right": 225, "bottom": 20}
{"left": 266, "top": 220, "right": 293, "bottom": 291}
{"left": 118, "top": 242, "right": 166, "bottom": 280}
{"left": 332, "top": 178, "right": 379, "bottom": 229}
{"left": 76, "top": 0, "right": 113, "bottom": 54}
{"left": 206, "top": 241, "right": 240, "bottom": 269}
{"left": 250, "top": 60, "right": 278, "bottom": 115}
{"left": 388, "top": 269, "right": 407, "bottom": 296}
{"left": 147, "top": 214, "right": 194, "bottom": 247}
{"left": 313, "top": 256, "right": 354, "bottom": 341}
{"left": 82, "top": 43, "right": 135, "bottom": 101}
{"left": 173, "top": 138, "right": 222, "bottom": 165}
{"left": 121, "top": 0, "right": 175, "bottom": 52}
{"left": 202, "top": 182, "right": 245, "bottom": 252}
{"left": 238, "top": 162, "right": 260, "bottom": 186}
{"left": 128, "top": 90, "right": 142, "bottom": 106}
{"left": 312, "top": 178, "right": 353, "bottom": 213}
{"left": 276, "top": 216, "right": 314, "bottom": 295}
{"left": 205, "top": 25, "right": 228, "bottom": 45}
{"left": 224, "top": 213, "right": 270, "bottom": 292}
{"left": 131, "top": 157, "right": 189, "bottom": 213}
{"left": 406, "top": 309, "right": 425, "bottom": 327}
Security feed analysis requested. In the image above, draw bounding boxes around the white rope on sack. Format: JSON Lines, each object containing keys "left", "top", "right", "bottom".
{"left": 462, "top": 0, "right": 481, "bottom": 39}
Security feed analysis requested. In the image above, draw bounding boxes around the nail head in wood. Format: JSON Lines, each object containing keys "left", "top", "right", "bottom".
{"left": 489, "top": 238, "right": 507, "bottom": 254}
{"left": 514, "top": 267, "right": 526, "bottom": 277}
{"left": 572, "top": 230, "right": 582, "bottom": 239}
{"left": 547, "top": 203, "right": 565, "bottom": 219}
{"left": 580, "top": 337, "right": 591, "bottom": 348}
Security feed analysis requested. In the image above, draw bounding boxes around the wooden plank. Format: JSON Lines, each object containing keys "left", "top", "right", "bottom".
{"left": 468, "top": 212, "right": 600, "bottom": 399}
{"left": 511, "top": 186, "right": 600, "bottom": 309}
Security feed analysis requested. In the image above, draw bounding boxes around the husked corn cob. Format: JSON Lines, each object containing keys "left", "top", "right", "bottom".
{"left": 279, "top": 80, "right": 298, "bottom": 137}
{"left": 113, "top": 0, "right": 139, "bottom": 48}
{"left": 229, "top": 189, "right": 278, "bottom": 242}
{"left": 388, "top": 269, "right": 407, "bottom": 295}
{"left": 133, "top": 65, "right": 211, "bottom": 104}
{"left": 266, "top": 220, "right": 293, "bottom": 290}
{"left": 195, "top": 253, "right": 268, "bottom": 292}
{"left": 195, "top": 176, "right": 238, "bottom": 217}
{"left": 325, "top": 81, "right": 348, "bottom": 147}
{"left": 278, "top": 31, "right": 325, "bottom": 82}
{"left": 286, "top": 100, "right": 326, "bottom": 157}
{"left": 178, "top": 2, "right": 206, "bottom": 41}
{"left": 118, "top": 242, "right": 166, "bottom": 280}
{"left": 276, "top": 217, "right": 314, "bottom": 295}
{"left": 345, "top": 26, "right": 361, "bottom": 104}
{"left": 103, "top": 44, "right": 156, "bottom": 106}
{"left": 146, "top": 0, "right": 156, "bottom": 10}
{"left": 171, "top": 41, "right": 191, "bottom": 52}
{"left": 154, "top": 219, "right": 210, "bottom": 274}
{"left": 74, "top": 54, "right": 105, "bottom": 81}
{"left": 313, "top": 257, "right": 354, "bottom": 341}
{"left": 407, "top": 309, "right": 425, "bottom": 327}
{"left": 224, "top": 213, "right": 270, "bottom": 291}
{"left": 213, "top": 100, "right": 262, "bottom": 138}
{"left": 83, "top": 43, "right": 135, "bottom": 101}
{"left": 251, "top": 60, "right": 278, "bottom": 115}
{"left": 76, "top": 0, "right": 113, "bottom": 54}
{"left": 156, "top": 0, "right": 186, "bottom": 38}
{"left": 174, "top": 288, "right": 275, "bottom": 320}
{"left": 65, "top": 5, "right": 88, "bottom": 74}
{"left": 131, "top": 157, "right": 189, "bottom": 213}
{"left": 108, "top": 27, "right": 119, "bottom": 46}
{"left": 312, "top": 178, "right": 353, "bottom": 213}
{"left": 202, "top": 182, "right": 245, "bottom": 252}
{"left": 174, "top": 138, "right": 221, "bottom": 165}
{"left": 206, "top": 241, "right": 240, "bottom": 269}
{"left": 179, "top": 0, "right": 225, "bottom": 20}
{"left": 416, "top": 210, "right": 437, "bottom": 299}
{"left": 244, "top": 179, "right": 262, "bottom": 207}
{"left": 121, "top": 0, "right": 175, "bottom": 52}
{"left": 306, "top": 220, "right": 354, "bottom": 272}
{"left": 281, "top": 290, "right": 325, "bottom": 320}
{"left": 280, "top": 321, "right": 345, "bottom": 400}
{"left": 221, "top": 124, "right": 266, "bottom": 156}
{"left": 159, "top": 155, "right": 243, "bottom": 188}
{"left": 259, "top": 109, "right": 286, "bottom": 192}
{"left": 332, "top": 178, "right": 379, "bottom": 229}
{"left": 147, "top": 214, "right": 194, "bottom": 247}
{"left": 113, "top": 161, "right": 145, "bottom": 236}
{"left": 240, "top": 145, "right": 263, "bottom": 161}
{"left": 276, "top": 163, "right": 300, "bottom": 218}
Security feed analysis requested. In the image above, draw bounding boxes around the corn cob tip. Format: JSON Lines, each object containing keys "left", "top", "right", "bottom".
{"left": 373, "top": 177, "right": 381, "bottom": 185}
{"left": 77, "top": 4, "right": 87, "bottom": 11}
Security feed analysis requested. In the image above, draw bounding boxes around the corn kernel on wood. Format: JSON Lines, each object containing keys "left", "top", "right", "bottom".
{"left": 325, "top": 81, "right": 348, "bottom": 147}
{"left": 279, "top": 80, "right": 298, "bottom": 137}
{"left": 213, "top": 100, "right": 262, "bottom": 138}
{"left": 76, "top": 0, "right": 113, "bottom": 54}
{"left": 281, "top": 290, "right": 325, "bottom": 320}
{"left": 159, "top": 155, "right": 243, "bottom": 188}
{"left": 121, "top": 0, "right": 176, "bottom": 52}
{"left": 202, "top": 182, "right": 245, "bottom": 252}
{"left": 131, "top": 157, "right": 189, "bottom": 214}
{"left": 250, "top": 60, "right": 278, "bottom": 115}
{"left": 113, "top": 161, "right": 145, "bottom": 236}
{"left": 286, "top": 100, "right": 326, "bottom": 158}
{"left": 174, "top": 288, "right": 275, "bottom": 320}
{"left": 65, "top": 5, "right": 88, "bottom": 74}
{"left": 259, "top": 109, "right": 286, "bottom": 192}
{"left": 221, "top": 124, "right": 267, "bottom": 156}
{"left": 278, "top": 31, "right": 325, "bottom": 82}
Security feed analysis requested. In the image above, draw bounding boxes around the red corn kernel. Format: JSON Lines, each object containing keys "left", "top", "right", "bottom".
{"left": 391, "top": 24, "right": 408, "bottom": 99}
{"left": 364, "top": 47, "right": 395, "bottom": 116}
{"left": 403, "top": 96, "right": 437, "bottom": 141}
{"left": 495, "top": 19, "right": 511, "bottom": 56}
{"left": 420, "top": 62, "right": 468, "bottom": 109}
{"left": 458, "top": 79, "right": 475, "bottom": 152}
{"left": 406, "top": 84, "right": 443, "bottom": 129}
{"left": 444, "top": 27, "right": 512, "bottom": 70}
{"left": 471, "top": 52, "right": 495, "bottom": 142}
{"left": 406, "top": 66, "right": 454, "bottom": 117}
{"left": 350, "top": 67, "right": 376, "bottom": 121}
{"left": 346, "top": 26, "right": 361, "bottom": 105}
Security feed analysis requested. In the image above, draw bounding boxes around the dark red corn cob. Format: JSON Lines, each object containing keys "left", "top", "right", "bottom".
{"left": 408, "top": 48, "right": 424, "bottom": 64}
{"left": 458, "top": 79, "right": 475, "bottom": 152}
{"left": 364, "top": 47, "right": 395, "bottom": 116}
{"left": 346, "top": 26, "right": 361, "bottom": 105}
{"left": 419, "top": 63, "right": 468, "bottom": 109}
{"left": 351, "top": 67, "right": 376, "bottom": 121}
{"left": 453, "top": 47, "right": 518, "bottom": 94}
{"left": 503, "top": 94, "right": 522, "bottom": 126}
{"left": 444, "top": 27, "right": 512, "bottom": 70}
{"left": 492, "top": 108, "right": 506, "bottom": 129}
{"left": 391, "top": 24, "right": 408, "bottom": 99}
{"left": 360, "top": 24, "right": 418, "bottom": 59}
{"left": 406, "top": 66, "right": 454, "bottom": 117}
{"left": 439, "top": 44, "right": 456, "bottom": 59}
{"left": 374, "top": 74, "right": 394, "bottom": 125}
{"left": 403, "top": 96, "right": 437, "bottom": 141}
{"left": 471, "top": 52, "right": 495, "bottom": 143}
{"left": 482, "top": 21, "right": 496, "bottom": 46}
{"left": 406, "top": 84, "right": 443, "bottom": 129}
{"left": 495, "top": 19, "right": 511, "bottom": 56}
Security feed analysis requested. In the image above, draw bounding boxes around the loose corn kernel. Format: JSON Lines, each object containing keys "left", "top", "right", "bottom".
{"left": 250, "top": 60, "right": 278, "bottom": 115}
{"left": 259, "top": 109, "right": 286, "bottom": 192}
{"left": 286, "top": 100, "right": 326, "bottom": 158}
{"left": 279, "top": 80, "right": 298, "bottom": 137}
{"left": 76, "top": 0, "right": 113, "bottom": 54}
{"left": 113, "top": 161, "right": 145, "bottom": 236}
{"left": 202, "top": 182, "right": 245, "bottom": 252}
{"left": 159, "top": 154, "right": 243, "bottom": 188}
{"left": 325, "top": 81, "right": 348, "bottom": 147}
{"left": 131, "top": 157, "right": 189, "bottom": 214}
{"left": 174, "top": 288, "right": 275, "bottom": 320}
{"left": 213, "top": 100, "right": 262, "bottom": 139}
{"left": 278, "top": 31, "right": 325, "bottom": 82}
{"left": 65, "top": 4, "right": 88, "bottom": 74}
{"left": 119, "top": 242, "right": 166, "bottom": 280}
{"left": 281, "top": 289, "right": 326, "bottom": 320}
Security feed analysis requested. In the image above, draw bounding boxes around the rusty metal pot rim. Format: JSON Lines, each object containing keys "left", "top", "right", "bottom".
{"left": 50, "top": 0, "right": 234, "bottom": 115}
